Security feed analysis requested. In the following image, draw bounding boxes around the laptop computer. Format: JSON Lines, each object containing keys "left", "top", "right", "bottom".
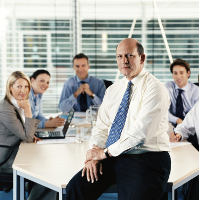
{"left": 35, "top": 108, "right": 75, "bottom": 139}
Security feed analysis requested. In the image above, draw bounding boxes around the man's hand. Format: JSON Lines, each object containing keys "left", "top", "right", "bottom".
{"left": 45, "top": 116, "right": 65, "bottom": 128}
{"left": 169, "top": 131, "right": 182, "bottom": 142}
{"left": 74, "top": 84, "right": 86, "bottom": 98}
{"left": 176, "top": 118, "right": 183, "bottom": 125}
{"left": 82, "top": 160, "right": 102, "bottom": 183}
{"left": 85, "top": 145, "right": 106, "bottom": 163}
{"left": 83, "top": 83, "right": 93, "bottom": 96}
{"left": 74, "top": 83, "right": 93, "bottom": 98}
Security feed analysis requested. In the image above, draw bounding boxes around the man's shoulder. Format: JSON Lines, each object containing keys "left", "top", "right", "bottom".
{"left": 188, "top": 81, "right": 199, "bottom": 91}
{"left": 144, "top": 71, "right": 166, "bottom": 89}
{"left": 89, "top": 76, "right": 104, "bottom": 83}
{"left": 165, "top": 81, "right": 175, "bottom": 88}
{"left": 64, "top": 76, "right": 76, "bottom": 85}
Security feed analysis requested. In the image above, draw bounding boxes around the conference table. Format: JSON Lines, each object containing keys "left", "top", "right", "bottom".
{"left": 13, "top": 140, "right": 199, "bottom": 200}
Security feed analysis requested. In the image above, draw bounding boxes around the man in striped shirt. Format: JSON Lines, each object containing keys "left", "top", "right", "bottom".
{"left": 165, "top": 59, "right": 199, "bottom": 127}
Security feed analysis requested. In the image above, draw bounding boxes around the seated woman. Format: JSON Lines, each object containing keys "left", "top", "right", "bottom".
{"left": 29, "top": 69, "right": 65, "bottom": 128}
{"left": 0, "top": 71, "right": 57, "bottom": 200}
{"left": 0, "top": 71, "right": 40, "bottom": 175}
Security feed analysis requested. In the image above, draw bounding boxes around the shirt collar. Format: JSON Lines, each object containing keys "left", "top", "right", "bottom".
{"left": 174, "top": 82, "right": 189, "bottom": 92}
{"left": 10, "top": 95, "right": 20, "bottom": 109}
{"left": 76, "top": 75, "right": 90, "bottom": 84}
{"left": 124, "top": 67, "right": 146, "bottom": 86}
{"left": 30, "top": 87, "right": 42, "bottom": 100}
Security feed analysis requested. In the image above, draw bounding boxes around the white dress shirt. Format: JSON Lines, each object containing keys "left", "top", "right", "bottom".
{"left": 11, "top": 96, "right": 25, "bottom": 123}
{"left": 90, "top": 68, "right": 170, "bottom": 157}
{"left": 175, "top": 101, "right": 199, "bottom": 144}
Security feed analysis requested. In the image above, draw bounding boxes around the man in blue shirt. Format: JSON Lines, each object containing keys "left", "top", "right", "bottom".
{"left": 165, "top": 59, "right": 199, "bottom": 127}
{"left": 59, "top": 53, "right": 106, "bottom": 113}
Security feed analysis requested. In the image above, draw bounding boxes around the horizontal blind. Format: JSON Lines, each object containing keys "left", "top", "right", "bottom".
{"left": 79, "top": 1, "right": 199, "bottom": 83}
{"left": 0, "top": 0, "right": 74, "bottom": 114}
{"left": 1, "top": 0, "right": 199, "bottom": 115}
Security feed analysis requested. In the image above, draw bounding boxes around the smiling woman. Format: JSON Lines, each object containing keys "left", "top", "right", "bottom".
{"left": 0, "top": 71, "right": 40, "bottom": 190}
{"left": 29, "top": 70, "right": 65, "bottom": 128}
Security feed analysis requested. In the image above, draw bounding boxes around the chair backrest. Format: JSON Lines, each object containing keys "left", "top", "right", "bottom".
{"left": 0, "top": 145, "right": 13, "bottom": 167}
{"left": 0, "top": 145, "right": 14, "bottom": 192}
{"left": 103, "top": 80, "right": 113, "bottom": 89}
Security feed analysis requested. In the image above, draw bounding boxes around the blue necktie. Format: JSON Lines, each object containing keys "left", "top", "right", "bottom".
{"left": 176, "top": 89, "right": 184, "bottom": 120}
{"left": 80, "top": 81, "right": 87, "bottom": 112}
{"left": 106, "top": 81, "right": 132, "bottom": 148}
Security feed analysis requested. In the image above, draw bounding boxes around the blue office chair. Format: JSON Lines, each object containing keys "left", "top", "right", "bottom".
{"left": 0, "top": 145, "right": 13, "bottom": 192}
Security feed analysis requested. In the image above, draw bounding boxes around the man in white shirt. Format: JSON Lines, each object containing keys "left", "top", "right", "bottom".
{"left": 169, "top": 101, "right": 199, "bottom": 147}
{"left": 170, "top": 101, "right": 199, "bottom": 200}
{"left": 65, "top": 38, "right": 171, "bottom": 200}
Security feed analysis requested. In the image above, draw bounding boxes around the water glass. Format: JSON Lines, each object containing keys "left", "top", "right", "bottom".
{"left": 76, "top": 127, "right": 84, "bottom": 143}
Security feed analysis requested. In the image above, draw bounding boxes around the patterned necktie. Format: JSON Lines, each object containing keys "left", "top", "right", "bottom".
{"left": 80, "top": 81, "right": 87, "bottom": 112}
{"left": 176, "top": 89, "right": 184, "bottom": 120}
{"left": 106, "top": 81, "right": 132, "bottom": 148}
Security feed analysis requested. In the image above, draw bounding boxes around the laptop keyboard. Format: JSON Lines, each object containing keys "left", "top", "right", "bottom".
{"left": 48, "top": 131, "right": 63, "bottom": 137}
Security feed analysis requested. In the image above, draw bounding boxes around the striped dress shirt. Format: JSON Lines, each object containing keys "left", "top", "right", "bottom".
{"left": 165, "top": 81, "right": 199, "bottom": 125}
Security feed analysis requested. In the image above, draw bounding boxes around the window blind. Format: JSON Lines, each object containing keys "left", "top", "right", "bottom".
{"left": 0, "top": 0, "right": 199, "bottom": 115}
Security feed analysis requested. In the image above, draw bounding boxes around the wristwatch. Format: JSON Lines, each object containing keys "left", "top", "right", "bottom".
{"left": 91, "top": 93, "right": 95, "bottom": 99}
{"left": 104, "top": 148, "right": 110, "bottom": 158}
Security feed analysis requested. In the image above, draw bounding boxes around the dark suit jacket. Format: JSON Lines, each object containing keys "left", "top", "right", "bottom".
{"left": 0, "top": 99, "right": 39, "bottom": 173}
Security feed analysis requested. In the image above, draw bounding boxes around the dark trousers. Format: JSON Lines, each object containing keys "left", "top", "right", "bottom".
{"left": 65, "top": 151, "right": 171, "bottom": 200}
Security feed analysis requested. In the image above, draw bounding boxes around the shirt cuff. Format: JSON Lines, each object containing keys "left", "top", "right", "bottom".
{"left": 169, "top": 115, "right": 178, "bottom": 125}
{"left": 38, "top": 120, "right": 47, "bottom": 129}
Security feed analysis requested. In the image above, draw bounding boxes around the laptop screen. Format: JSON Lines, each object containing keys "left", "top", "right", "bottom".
{"left": 63, "top": 108, "right": 74, "bottom": 134}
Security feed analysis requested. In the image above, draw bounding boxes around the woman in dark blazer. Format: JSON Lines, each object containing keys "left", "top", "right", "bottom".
{"left": 0, "top": 71, "right": 57, "bottom": 200}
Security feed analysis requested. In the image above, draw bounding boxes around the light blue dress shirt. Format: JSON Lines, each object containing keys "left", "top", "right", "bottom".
{"left": 59, "top": 75, "right": 106, "bottom": 113}
{"left": 29, "top": 88, "right": 48, "bottom": 128}
{"left": 165, "top": 81, "right": 199, "bottom": 125}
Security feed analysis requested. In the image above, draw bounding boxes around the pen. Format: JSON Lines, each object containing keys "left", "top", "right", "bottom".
{"left": 173, "top": 127, "right": 176, "bottom": 135}
{"left": 173, "top": 127, "right": 178, "bottom": 141}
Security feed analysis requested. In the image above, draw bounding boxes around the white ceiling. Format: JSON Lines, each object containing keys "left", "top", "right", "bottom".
{"left": 1, "top": 0, "right": 199, "bottom": 20}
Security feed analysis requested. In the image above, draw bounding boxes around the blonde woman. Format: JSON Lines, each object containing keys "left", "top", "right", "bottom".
{"left": 0, "top": 71, "right": 40, "bottom": 172}
{"left": 0, "top": 71, "right": 57, "bottom": 200}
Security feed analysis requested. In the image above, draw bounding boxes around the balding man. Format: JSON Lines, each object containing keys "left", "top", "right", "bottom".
{"left": 65, "top": 38, "right": 171, "bottom": 200}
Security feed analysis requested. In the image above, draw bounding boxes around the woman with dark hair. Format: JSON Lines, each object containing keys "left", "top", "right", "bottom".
{"left": 29, "top": 69, "right": 65, "bottom": 128}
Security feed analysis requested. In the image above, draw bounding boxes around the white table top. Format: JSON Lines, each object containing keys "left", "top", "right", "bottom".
{"left": 168, "top": 144, "right": 199, "bottom": 186}
{"left": 13, "top": 141, "right": 89, "bottom": 188}
{"left": 13, "top": 141, "right": 199, "bottom": 189}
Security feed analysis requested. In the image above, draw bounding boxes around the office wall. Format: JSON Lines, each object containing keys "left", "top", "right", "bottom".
{"left": 0, "top": 0, "right": 199, "bottom": 113}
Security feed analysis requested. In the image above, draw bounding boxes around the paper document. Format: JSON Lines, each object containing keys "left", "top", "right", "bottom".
{"left": 37, "top": 137, "right": 76, "bottom": 144}
{"left": 74, "top": 112, "right": 86, "bottom": 118}
{"left": 169, "top": 141, "right": 190, "bottom": 148}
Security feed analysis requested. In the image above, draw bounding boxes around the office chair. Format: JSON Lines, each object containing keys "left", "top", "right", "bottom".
{"left": 0, "top": 145, "right": 13, "bottom": 192}
{"left": 103, "top": 80, "right": 113, "bottom": 89}
{"left": 194, "top": 74, "right": 199, "bottom": 86}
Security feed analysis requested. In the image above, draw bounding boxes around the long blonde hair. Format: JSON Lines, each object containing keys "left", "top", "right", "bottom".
{"left": 4, "top": 71, "right": 31, "bottom": 104}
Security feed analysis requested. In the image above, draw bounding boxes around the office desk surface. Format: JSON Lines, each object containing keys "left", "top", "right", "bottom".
{"left": 168, "top": 144, "right": 199, "bottom": 186}
{"left": 13, "top": 142, "right": 199, "bottom": 193}
{"left": 13, "top": 141, "right": 89, "bottom": 188}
